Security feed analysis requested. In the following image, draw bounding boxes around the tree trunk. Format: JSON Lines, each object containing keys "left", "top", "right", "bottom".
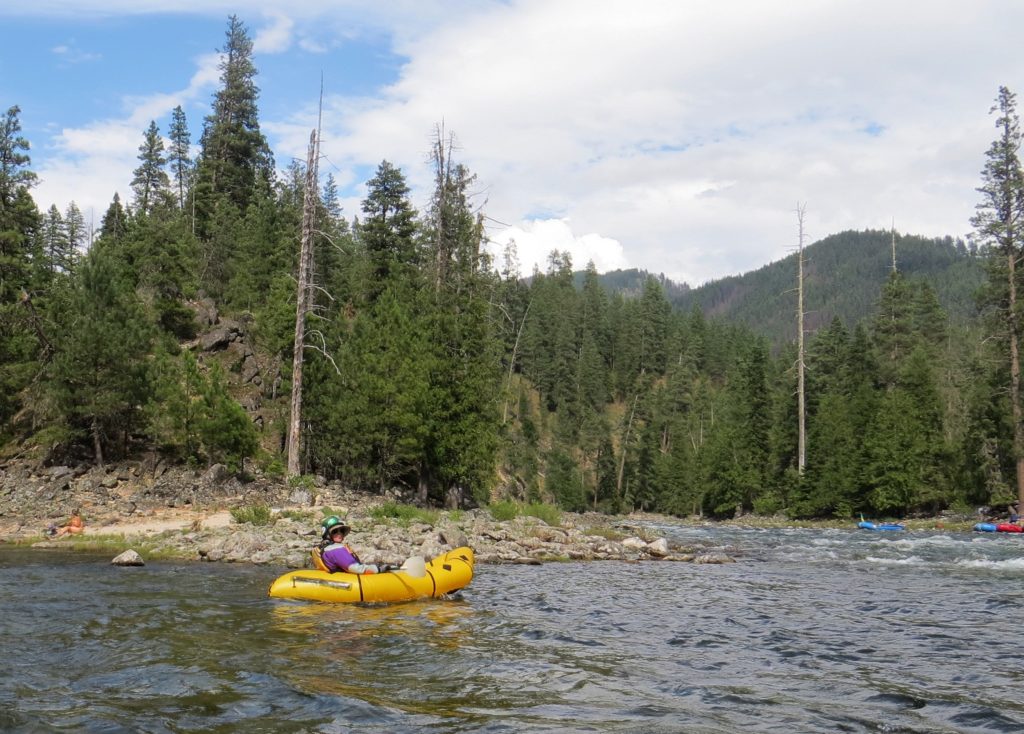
{"left": 796, "top": 204, "right": 807, "bottom": 476}
{"left": 616, "top": 392, "right": 640, "bottom": 505}
{"left": 287, "top": 129, "right": 319, "bottom": 478}
{"left": 417, "top": 470, "right": 429, "bottom": 506}
{"left": 92, "top": 417, "right": 104, "bottom": 468}
{"left": 502, "top": 300, "right": 531, "bottom": 424}
{"left": 1007, "top": 248, "right": 1024, "bottom": 511}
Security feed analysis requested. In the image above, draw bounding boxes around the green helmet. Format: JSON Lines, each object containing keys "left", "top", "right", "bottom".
{"left": 321, "top": 515, "right": 351, "bottom": 541}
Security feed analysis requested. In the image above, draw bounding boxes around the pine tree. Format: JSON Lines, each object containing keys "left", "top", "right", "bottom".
{"left": 131, "top": 120, "right": 170, "bottom": 215}
{"left": 971, "top": 86, "right": 1024, "bottom": 514}
{"left": 97, "top": 193, "right": 130, "bottom": 246}
{"left": 0, "top": 106, "right": 36, "bottom": 199}
{"left": 578, "top": 263, "right": 611, "bottom": 410}
{"left": 41, "top": 205, "right": 68, "bottom": 275}
{"left": 358, "top": 160, "right": 418, "bottom": 301}
{"left": 872, "top": 271, "right": 915, "bottom": 387}
{"left": 148, "top": 349, "right": 205, "bottom": 461}
{"left": 323, "top": 287, "right": 432, "bottom": 491}
{"left": 638, "top": 276, "right": 671, "bottom": 375}
{"left": 168, "top": 105, "right": 192, "bottom": 211}
{"left": 419, "top": 136, "right": 500, "bottom": 506}
{"left": 703, "top": 339, "right": 771, "bottom": 516}
{"left": 0, "top": 105, "right": 39, "bottom": 300}
{"left": 128, "top": 212, "right": 200, "bottom": 338}
{"left": 194, "top": 15, "right": 272, "bottom": 234}
{"left": 45, "top": 248, "right": 153, "bottom": 465}
{"left": 63, "top": 201, "right": 86, "bottom": 263}
{"left": 196, "top": 362, "right": 259, "bottom": 473}
{"left": 0, "top": 105, "right": 41, "bottom": 435}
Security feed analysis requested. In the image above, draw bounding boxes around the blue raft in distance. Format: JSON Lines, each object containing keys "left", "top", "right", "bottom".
{"left": 857, "top": 521, "right": 906, "bottom": 531}
{"left": 974, "top": 522, "right": 997, "bottom": 532}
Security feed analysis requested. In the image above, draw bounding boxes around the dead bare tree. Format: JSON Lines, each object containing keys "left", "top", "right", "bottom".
{"left": 286, "top": 127, "right": 320, "bottom": 478}
{"left": 494, "top": 298, "right": 532, "bottom": 424}
{"left": 890, "top": 219, "right": 898, "bottom": 273}
{"left": 796, "top": 204, "right": 807, "bottom": 476}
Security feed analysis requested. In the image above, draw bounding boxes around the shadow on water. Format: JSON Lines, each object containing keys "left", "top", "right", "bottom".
{"left": 2, "top": 527, "right": 1024, "bottom": 733}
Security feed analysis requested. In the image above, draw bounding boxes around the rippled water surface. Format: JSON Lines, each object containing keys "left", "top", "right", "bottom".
{"left": 2, "top": 525, "right": 1023, "bottom": 733}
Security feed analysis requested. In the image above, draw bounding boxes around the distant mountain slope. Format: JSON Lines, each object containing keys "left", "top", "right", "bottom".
{"left": 599, "top": 230, "right": 984, "bottom": 344}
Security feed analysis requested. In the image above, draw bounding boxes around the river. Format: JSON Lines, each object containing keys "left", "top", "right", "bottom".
{"left": 1, "top": 524, "right": 1022, "bottom": 733}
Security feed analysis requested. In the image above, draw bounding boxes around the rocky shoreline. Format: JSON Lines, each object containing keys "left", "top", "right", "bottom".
{"left": 0, "top": 460, "right": 737, "bottom": 567}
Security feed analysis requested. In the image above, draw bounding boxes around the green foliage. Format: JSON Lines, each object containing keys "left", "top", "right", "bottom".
{"left": 193, "top": 15, "right": 272, "bottom": 231}
{"left": 196, "top": 363, "right": 259, "bottom": 473}
{"left": 521, "top": 502, "right": 562, "bottom": 526}
{"left": 131, "top": 120, "right": 170, "bottom": 215}
{"left": 277, "top": 508, "right": 313, "bottom": 522}
{"left": 488, "top": 500, "right": 519, "bottom": 521}
{"left": 287, "top": 474, "right": 316, "bottom": 490}
{"left": 369, "top": 501, "right": 439, "bottom": 527}
{"left": 44, "top": 247, "right": 154, "bottom": 464}
{"left": 147, "top": 352, "right": 258, "bottom": 473}
{"left": 262, "top": 457, "right": 286, "bottom": 480}
{"left": 671, "top": 230, "right": 982, "bottom": 343}
{"left": 487, "top": 500, "right": 562, "bottom": 525}
{"left": 230, "top": 503, "right": 272, "bottom": 526}
{"left": 583, "top": 525, "right": 625, "bottom": 541}
{"left": 359, "top": 160, "right": 419, "bottom": 298}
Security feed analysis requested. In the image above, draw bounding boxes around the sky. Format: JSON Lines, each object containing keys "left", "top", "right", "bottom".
{"left": 2, "top": 1, "right": 1023, "bottom": 286}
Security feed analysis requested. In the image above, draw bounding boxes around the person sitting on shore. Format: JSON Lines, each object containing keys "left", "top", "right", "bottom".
{"left": 318, "top": 515, "right": 394, "bottom": 574}
{"left": 1010, "top": 503, "right": 1020, "bottom": 524}
{"left": 55, "top": 509, "right": 84, "bottom": 537}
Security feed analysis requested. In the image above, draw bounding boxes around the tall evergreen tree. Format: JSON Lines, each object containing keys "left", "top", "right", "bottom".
{"left": 419, "top": 139, "right": 500, "bottom": 506}
{"left": 0, "top": 105, "right": 41, "bottom": 435}
{"left": 971, "top": 86, "right": 1024, "bottom": 513}
{"left": 97, "top": 193, "right": 130, "bottom": 246}
{"left": 703, "top": 339, "right": 771, "bottom": 516}
{"left": 358, "top": 160, "right": 418, "bottom": 301}
{"left": 63, "top": 201, "right": 87, "bottom": 261}
{"left": 0, "top": 105, "right": 39, "bottom": 300}
{"left": 168, "top": 105, "right": 192, "bottom": 211}
{"left": 193, "top": 14, "right": 272, "bottom": 235}
{"left": 0, "top": 106, "right": 36, "bottom": 199}
{"left": 131, "top": 120, "right": 170, "bottom": 215}
{"left": 41, "top": 205, "right": 67, "bottom": 276}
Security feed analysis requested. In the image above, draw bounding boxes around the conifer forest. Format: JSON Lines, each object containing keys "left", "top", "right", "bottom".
{"left": 3, "top": 17, "right": 1024, "bottom": 520}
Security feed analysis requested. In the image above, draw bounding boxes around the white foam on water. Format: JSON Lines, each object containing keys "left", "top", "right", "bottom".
{"left": 887, "top": 534, "right": 966, "bottom": 551}
{"left": 955, "top": 556, "right": 1024, "bottom": 572}
{"left": 864, "top": 555, "right": 926, "bottom": 566}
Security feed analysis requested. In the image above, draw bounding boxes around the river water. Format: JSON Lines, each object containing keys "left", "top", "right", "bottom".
{"left": 1, "top": 524, "right": 1022, "bottom": 733}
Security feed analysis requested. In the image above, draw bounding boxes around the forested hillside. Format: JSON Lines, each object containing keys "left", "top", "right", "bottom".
{"left": 667, "top": 230, "right": 985, "bottom": 343}
{"left": 2, "top": 17, "right": 1021, "bottom": 520}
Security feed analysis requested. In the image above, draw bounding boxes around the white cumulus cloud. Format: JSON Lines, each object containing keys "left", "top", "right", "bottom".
{"left": 488, "top": 219, "right": 627, "bottom": 278}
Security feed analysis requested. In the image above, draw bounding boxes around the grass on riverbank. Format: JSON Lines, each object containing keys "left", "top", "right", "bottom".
{"left": 9, "top": 533, "right": 181, "bottom": 559}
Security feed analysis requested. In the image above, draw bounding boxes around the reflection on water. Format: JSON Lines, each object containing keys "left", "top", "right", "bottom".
{"left": 2, "top": 527, "right": 1024, "bottom": 733}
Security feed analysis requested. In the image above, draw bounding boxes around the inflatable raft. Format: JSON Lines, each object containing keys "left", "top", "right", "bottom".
{"left": 857, "top": 521, "right": 905, "bottom": 531}
{"left": 269, "top": 546, "right": 474, "bottom": 603}
{"left": 973, "top": 522, "right": 1023, "bottom": 533}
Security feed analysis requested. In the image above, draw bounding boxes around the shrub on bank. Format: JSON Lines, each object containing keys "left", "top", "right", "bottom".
{"left": 230, "top": 503, "right": 272, "bottom": 526}
{"left": 370, "top": 501, "right": 439, "bottom": 527}
{"left": 487, "top": 501, "right": 562, "bottom": 526}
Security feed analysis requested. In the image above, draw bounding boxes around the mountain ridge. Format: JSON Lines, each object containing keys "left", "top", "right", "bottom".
{"left": 594, "top": 229, "right": 983, "bottom": 343}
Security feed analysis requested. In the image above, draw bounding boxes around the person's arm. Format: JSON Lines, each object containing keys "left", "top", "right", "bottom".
{"left": 322, "top": 545, "right": 383, "bottom": 574}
